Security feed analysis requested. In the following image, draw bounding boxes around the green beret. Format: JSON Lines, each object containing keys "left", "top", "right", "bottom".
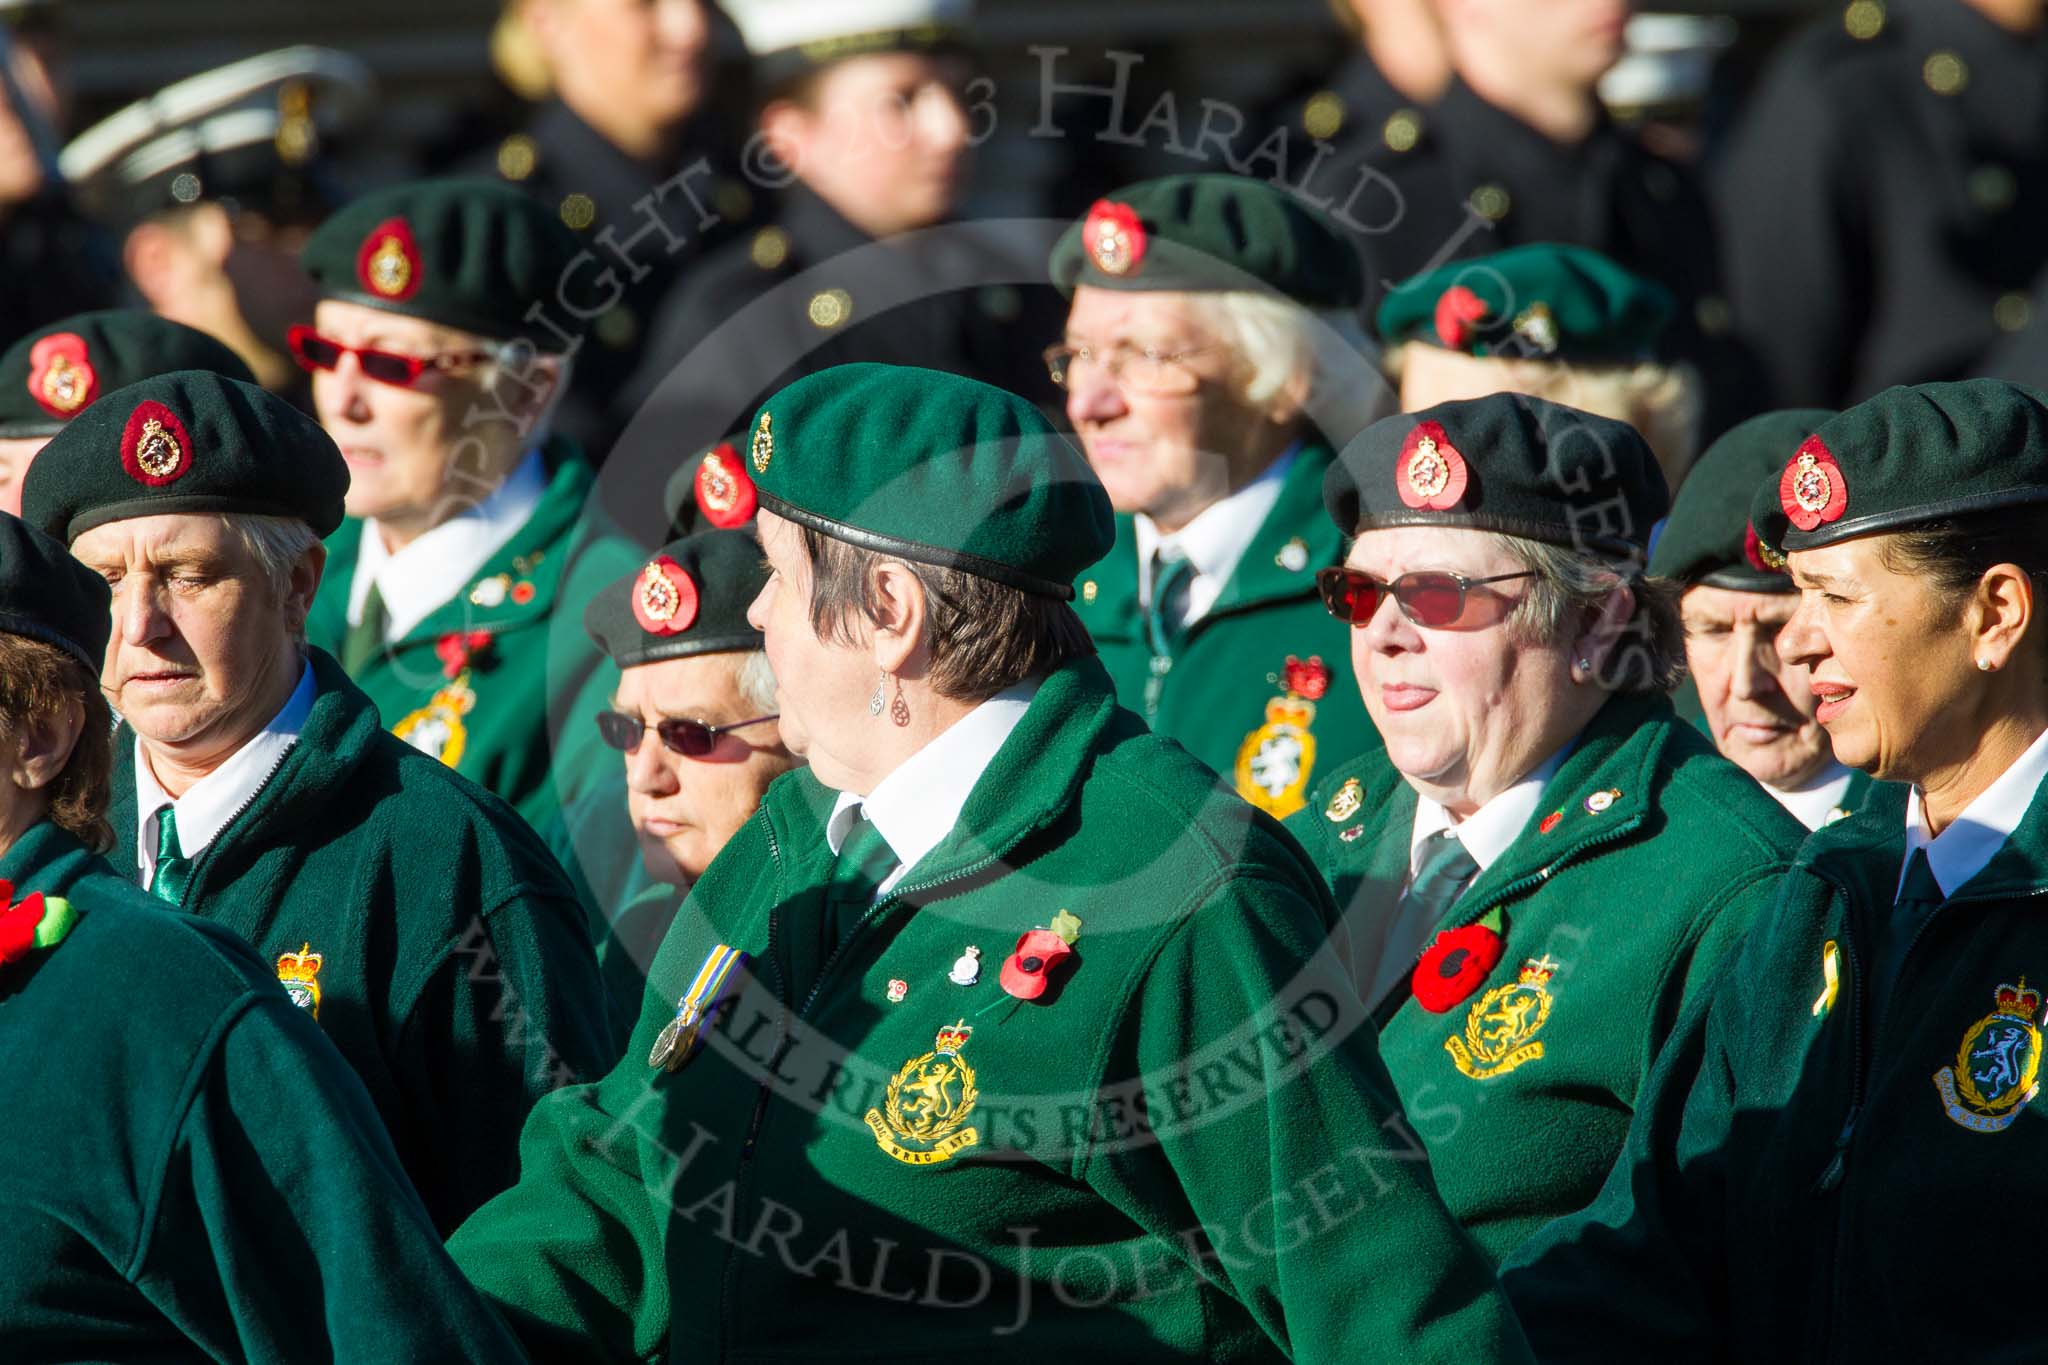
{"left": 1049, "top": 174, "right": 1364, "bottom": 310}
{"left": 0, "top": 511, "right": 110, "bottom": 673}
{"left": 301, "top": 178, "right": 580, "bottom": 348}
{"left": 1376, "top": 243, "right": 1674, "bottom": 362}
{"left": 21, "top": 371, "right": 350, "bottom": 544}
{"left": 745, "top": 363, "right": 1112, "bottom": 600}
{"left": 1651, "top": 408, "right": 1834, "bottom": 590}
{"left": 584, "top": 530, "right": 767, "bottom": 669}
{"left": 1750, "top": 379, "right": 2048, "bottom": 557}
{"left": 0, "top": 311, "right": 255, "bottom": 439}
{"left": 1327, "top": 392, "right": 1669, "bottom": 562}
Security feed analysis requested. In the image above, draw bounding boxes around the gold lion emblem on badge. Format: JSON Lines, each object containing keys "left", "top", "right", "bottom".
{"left": 751, "top": 411, "right": 774, "bottom": 474}
{"left": 865, "top": 1021, "right": 981, "bottom": 1166}
{"left": 1406, "top": 436, "right": 1450, "bottom": 501}
{"left": 368, "top": 235, "right": 412, "bottom": 297}
{"left": 135, "top": 417, "right": 182, "bottom": 479}
{"left": 1445, "top": 956, "right": 1557, "bottom": 1080}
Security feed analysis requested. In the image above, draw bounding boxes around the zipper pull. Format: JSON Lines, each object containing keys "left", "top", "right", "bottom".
{"left": 1811, "top": 1105, "right": 1860, "bottom": 1195}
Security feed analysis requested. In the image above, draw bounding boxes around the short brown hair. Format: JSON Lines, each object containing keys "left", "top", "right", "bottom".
{"left": 0, "top": 634, "right": 114, "bottom": 852}
{"left": 797, "top": 525, "right": 1095, "bottom": 703}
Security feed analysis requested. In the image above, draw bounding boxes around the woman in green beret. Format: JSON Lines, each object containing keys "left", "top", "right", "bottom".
{"left": 1506, "top": 379, "right": 2048, "bottom": 1361}
{"left": 295, "top": 178, "right": 643, "bottom": 841}
{"left": 0, "top": 511, "right": 524, "bottom": 1360}
{"left": 451, "top": 363, "right": 1532, "bottom": 1363}
{"left": 1286, "top": 390, "right": 1803, "bottom": 1264}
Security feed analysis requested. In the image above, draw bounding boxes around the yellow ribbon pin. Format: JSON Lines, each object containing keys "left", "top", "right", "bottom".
{"left": 1812, "top": 939, "right": 1840, "bottom": 1017}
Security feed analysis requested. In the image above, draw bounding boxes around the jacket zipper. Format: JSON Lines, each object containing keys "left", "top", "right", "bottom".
{"left": 165, "top": 743, "right": 297, "bottom": 909}
{"left": 713, "top": 826, "right": 1022, "bottom": 1361}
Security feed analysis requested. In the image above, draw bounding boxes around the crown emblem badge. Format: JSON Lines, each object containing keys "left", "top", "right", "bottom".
{"left": 867, "top": 1021, "right": 982, "bottom": 1166}
{"left": 1935, "top": 977, "right": 2044, "bottom": 1133}
{"left": 276, "top": 943, "right": 324, "bottom": 1018}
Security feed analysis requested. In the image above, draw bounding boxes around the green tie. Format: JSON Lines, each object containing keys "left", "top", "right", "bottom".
{"left": 1868, "top": 848, "right": 1944, "bottom": 1030}
{"left": 149, "top": 805, "right": 193, "bottom": 905}
{"left": 340, "top": 581, "right": 387, "bottom": 674}
{"left": 1146, "top": 553, "right": 1196, "bottom": 658}
{"left": 825, "top": 812, "right": 898, "bottom": 943}
{"left": 1405, "top": 829, "right": 1482, "bottom": 928}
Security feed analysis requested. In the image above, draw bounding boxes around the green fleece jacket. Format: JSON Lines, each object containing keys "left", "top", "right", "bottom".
{"left": 0, "top": 820, "right": 524, "bottom": 1362}
{"left": 1072, "top": 443, "right": 1380, "bottom": 821}
{"left": 111, "top": 649, "right": 621, "bottom": 1233}
{"left": 1286, "top": 691, "right": 1804, "bottom": 1263}
{"left": 1504, "top": 776, "right": 2048, "bottom": 1361}
{"left": 450, "top": 659, "right": 1531, "bottom": 1364}
{"left": 305, "top": 445, "right": 644, "bottom": 836}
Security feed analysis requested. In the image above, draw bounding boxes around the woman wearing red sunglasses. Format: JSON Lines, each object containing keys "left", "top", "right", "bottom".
{"left": 1285, "top": 391, "right": 1805, "bottom": 1267}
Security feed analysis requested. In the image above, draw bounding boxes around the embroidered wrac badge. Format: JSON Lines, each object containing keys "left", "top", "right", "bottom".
{"left": 1397, "top": 420, "right": 1469, "bottom": 511}
{"left": 632, "top": 556, "right": 699, "bottom": 636}
{"left": 695, "top": 443, "right": 758, "bottom": 527}
{"left": 356, "top": 216, "right": 423, "bottom": 301}
{"left": 1446, "top": 955, "right": 1558, "bottom": 1079}
{"left": 1235, "top": 655, "right": 1331, "bottom": 819}
{"left": 1434, "top": 285, "right": 1489, "bottom": 350}
{"left": 27, "top": 332, "right": 97, "bottom": 418}
{"left": 866, "top": 1021, "right": 982, "bottom": 1165}
{"left": 1744, "top": 522, "right": 1787, "bottom": 574}
{"left": 1082, "top": 199, "right": 1146, "bottom": 276}
{"left": 394, "top": 680, "right": 475, "bottom": 768}
{"left": 1780, "top": 435, "right": 1847, "bottom": 531}
{"left": 277, "top": 943, "right": 323, "bottom": 1018}
{"left": 1934, "top": 978, "right": 2044, "bottom": 1133}
{"left": 121, "top": 400, "right": 191, "bottom": 487}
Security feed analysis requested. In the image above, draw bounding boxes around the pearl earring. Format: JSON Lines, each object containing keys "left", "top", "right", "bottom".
{"left": 1979, "top": 658, "right": 1995, "bottom": 672}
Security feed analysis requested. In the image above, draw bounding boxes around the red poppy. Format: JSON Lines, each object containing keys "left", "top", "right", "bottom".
{"left": 1433, "top": 285, "right": 1489, "bottom": 350}
{"left": 0, "top": 881, "right": 48, "bottom": 967}
{"left": 1283, "top": 655, "right": 1331, "bottom": 701}
{"left": 999, "top": 928, "right": 1074, "bottom": 1001}
{"left": 1412, "top": 923, "right": 1505, "bottom": 1013}
{"left": 435, "top": 630, "right": 494, "bottom": 679}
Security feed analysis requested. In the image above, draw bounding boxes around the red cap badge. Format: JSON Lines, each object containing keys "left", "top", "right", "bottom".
{"left": 632, "top": 555, "right": 699, "bottom": 636}
{"left": 1433, "top": 285, "right": 1489, "bottom": 350}
{"left": 1396, "top": 420, "right": 1469, "bottom": 511}
{"left": 27, "top": 332, "right": 97, "bottom": 419}
{"left": 1743, "top": 522, "right": 1787, "bottom": 574}
{"left": 695, "top": 443, "right": 758, "bottom": 528}
{"left": 1779, "top": 435, "right": 1847, "bottom": 532}
{"left": 121, "top": 400, "right": 191, "bottom": 487}
{"left": 1082, "top": 200, "right": 1146, "bottom": 277}
{"left": 356, "top": 216, "right": 423, "bottom": 301}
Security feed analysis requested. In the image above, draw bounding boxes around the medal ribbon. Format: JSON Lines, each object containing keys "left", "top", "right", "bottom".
{"left": 674, "top": 943, "right": 748, "bottom": 1028}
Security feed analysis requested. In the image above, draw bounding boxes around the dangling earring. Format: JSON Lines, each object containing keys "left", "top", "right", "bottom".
{"left": 890, "top": 674, "right": 911, "bottom": 727}
{"left": 868, "top": 671, "right": 887, "bottom": 716}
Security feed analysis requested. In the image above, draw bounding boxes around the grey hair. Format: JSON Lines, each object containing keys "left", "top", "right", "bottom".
{"left": 476, "top": 347, "right": 573, "bottom": 449}
{"left": 735, "top": 649, "right": 778, "bottom": 713}
{"left": 1186, "top": 290, "right": 1383, "bottom": 432}
{"left": 225, "top": 514, "right": 320, "bottom": 597}
{"left": 1488, "top": 533, "right": 1686, "bottom": 693}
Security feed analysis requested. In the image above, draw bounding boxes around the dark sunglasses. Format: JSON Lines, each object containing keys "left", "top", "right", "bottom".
{"left": 596, "top": 710, "right": 780, "bottom": 758}
{"left": 287, "top": 324, "right": 498, "bottom": 389}
{"left": 1316, "top": 566, "right": 1537, "bottom": 629}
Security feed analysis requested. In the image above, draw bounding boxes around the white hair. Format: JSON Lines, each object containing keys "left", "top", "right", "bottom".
{"left": 735, "top": 649, "right": 778, "bottom": 713}
{"left": 1185, "top": 290, "right": 1386, "bottom": 437}
{"left": 224, "top": 513, "right": 320, "bottom": 597}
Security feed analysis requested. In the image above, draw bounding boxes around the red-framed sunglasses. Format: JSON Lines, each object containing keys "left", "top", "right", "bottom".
{"left": 286, "top": 324, "right": 498, "bottom": 389}
{"left": 595, "top": 709, "right": 780, "bottom": 759}
{"left": 1317, "top": 566, "right": 1536, "bottom": 629}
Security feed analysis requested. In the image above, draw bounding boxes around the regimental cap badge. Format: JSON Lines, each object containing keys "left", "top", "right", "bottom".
{"left": 277, "top": 942, "right": 324, "bottom": 1018}
{"left": 27, "top": 332, "right": 98, "bottom": 419}
{"left": 1512, "top": 302, "right": 1560, "bottom": 356}
{"left": 750, "top": 411, "right": 774, "bottom": 474}
{"left": 120, "top": 400, "right": 191, "bottom": 487}
{"left": 356, "top": 216, "right": 423, "bottom": 301}
{"left": 1780, "top": 434, "right": 1847, "bottom": 531}
{"left": 695, "top": 442, "right": 758, "bottom": 528}
{"left": 631, "top": 555, "right": 700, "bottom": 636}
{"left": 1935, "top": 975, "right": 2046, "bottom": 1133}
{"left": 1325, "top": 775, "right": 1364, "bottom": 823}
{"left": 1396, "top": 420, "right": 1469, "bottom": 511}
{"left": 1082, "top": 199, "right": 1147, "bottom": 277}
{"left": 1744, "top": 522, "right": 1787, "bottom": 573}
{"left": 1434, "top": 284, "right": 1489, "bottom": 350}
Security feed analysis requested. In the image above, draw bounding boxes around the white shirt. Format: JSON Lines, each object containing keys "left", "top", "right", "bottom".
{"left": 1900, "top": 723, "right": 2048, "bottom": 899}
{"left": 825, "top": 680, "right": 1038, "bottom": 897}
{"left": 346, "top": 450, "right": 546, "bottom": 640}
{"left": 1134, "top": 444, "right": 1297, "bottom": 628}
{"left": 135, "top": 662, "right": 316, "bottom": 886}
{"left": 1765, "top": 761, "right": 1859, "bottom": 833}
{"left": 1359, "top": 747, "right": 1570, "bottom": 1010}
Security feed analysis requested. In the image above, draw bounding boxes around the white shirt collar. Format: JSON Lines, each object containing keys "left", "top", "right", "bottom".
{"left": 1133, "top": 443, "right": 1298, "bottom": 625}
{"left": 1409, "top": 745, "right": 1571, "bottom": 876}
{"left": 348, "top": 450, "right": 547, "bottom": 640}
{"left": 1902, "top": 723, "right": 2048, "bottom": 898}
{"left": 135, "top": 661, "right": 316, "bottom": 884}
{"left": 825, "top": 680, "right": 1038, "bottom": 896}
{"left": 1766, "top": 761, "right": 1859, "bottom": 832}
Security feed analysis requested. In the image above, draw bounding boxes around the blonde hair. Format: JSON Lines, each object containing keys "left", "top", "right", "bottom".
{"left": 1186, "top": 290, "right": 1382, "bottom": 436}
